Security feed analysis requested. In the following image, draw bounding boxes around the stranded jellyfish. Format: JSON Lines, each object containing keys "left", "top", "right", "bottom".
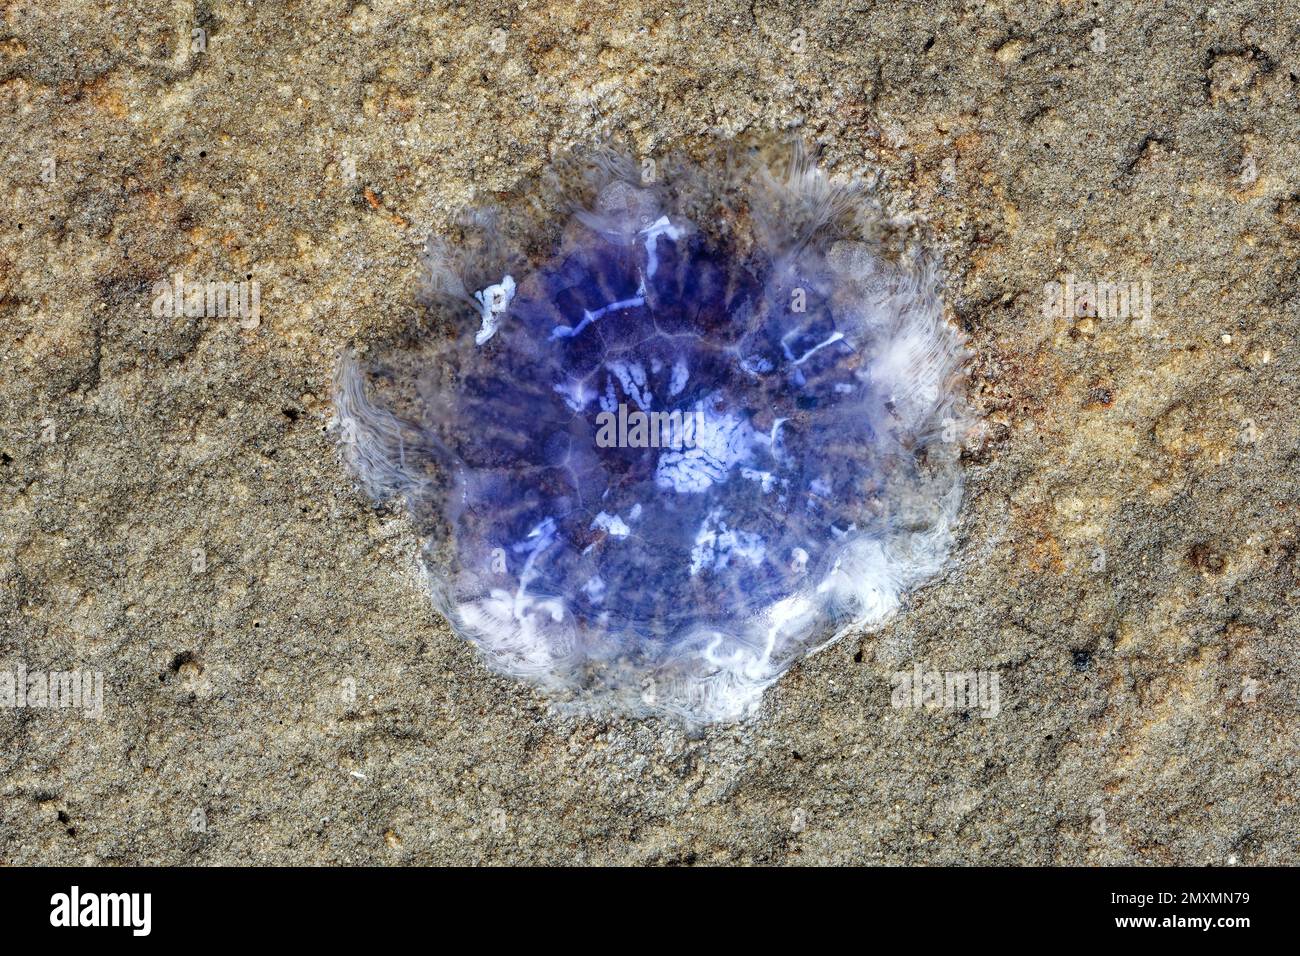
{"left": 335, "top": 140, "right": 970, "bottom": 722}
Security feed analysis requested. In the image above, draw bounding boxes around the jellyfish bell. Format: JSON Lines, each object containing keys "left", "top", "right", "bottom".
{"left": 335, "top": 138, "right": 971, "bottom": 724}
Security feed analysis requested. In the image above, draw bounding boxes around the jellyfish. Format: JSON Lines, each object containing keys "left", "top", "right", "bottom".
{"left": 335, "top": 139, "right": 970, "bottom": 723}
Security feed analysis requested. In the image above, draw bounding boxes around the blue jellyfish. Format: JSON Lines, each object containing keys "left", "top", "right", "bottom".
{"left": 335, "top": 141, "right": 969, "bottom": 722}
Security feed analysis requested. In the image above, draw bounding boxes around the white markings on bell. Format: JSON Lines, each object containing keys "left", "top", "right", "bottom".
{"left": 655, "top": 393, "right": 757, "bottom": 494}
{"left": 553, "top": 377, "right": 596, "bottom": 411}
{"left": 639, "top": 216, "right": 682, "bottom": 278}
{"left": 669, "top": 358, "right": 690, "bottom": 396}
{"left": 591, "top": 511, "right": 632, "bottom": 538}
{"left": 550, "top": 286, "right": 647, "bottom": 341}
{"left": 606, "top": 359, "right": 652, "bottom": 410}
{"left": 791, "top": 331, "right": 846, "bottom": 365}
{"left": 689, "top": 508, "right": 767, "bottom": 576}
{"left": 474, "top": 275, "right": 516, "bottom": 345}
